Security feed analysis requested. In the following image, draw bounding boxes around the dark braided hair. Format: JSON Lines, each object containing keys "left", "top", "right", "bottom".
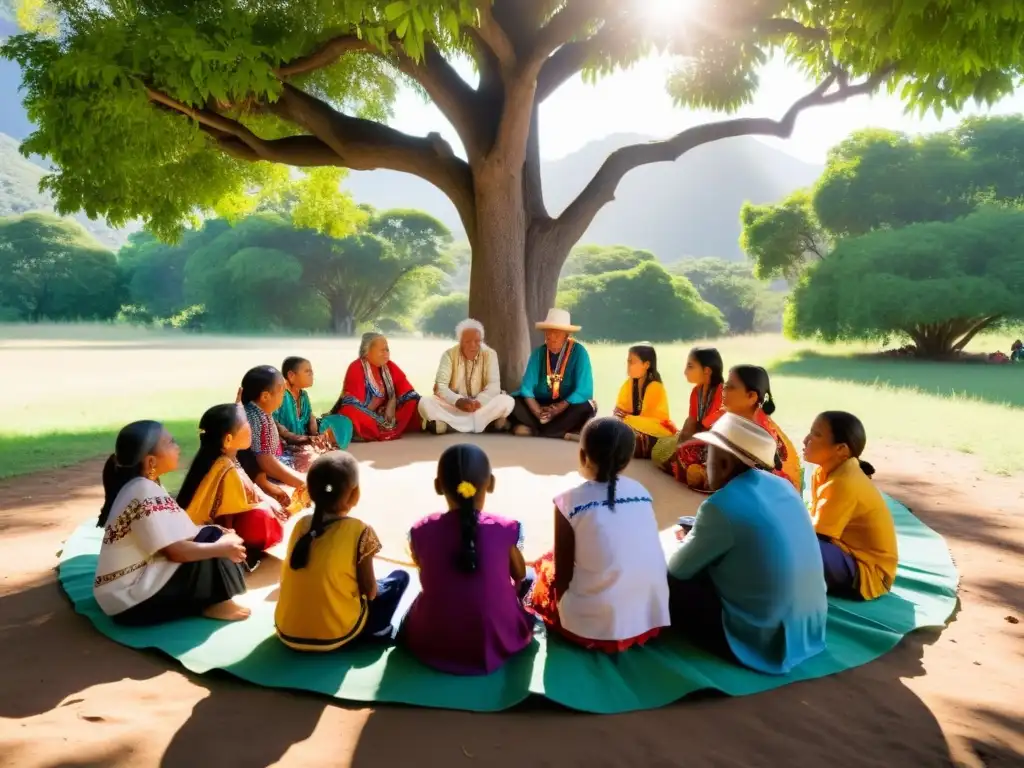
{"left": 437, "top": 443, "right": 492, "bottom": 573}
{"left": 240, "top": 365, "right": 283, "bottom": 405}
{"left": 818, "top": 411, "right": 876, "bottom": 477}
{"left": 176, "top": 404, "right": 245, "bottom": 510}
{"left": 98, "top": 420, "right": 164, "bottom": 527}
{"left": 581, "top": 417, "right": 636, "bottom": 510}
{"left": 731, "top": 364, "right": 777, "bottom": 416}
{"left": 289, "top": 451, "right": 360, "bottom": 570}
{"left": 690, "top": 346, "right": 724, "bottom": 389}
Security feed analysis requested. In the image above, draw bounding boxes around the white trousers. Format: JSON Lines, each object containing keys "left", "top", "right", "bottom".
{"left": 418, "top": 393, "right": 515, "bottom": 433}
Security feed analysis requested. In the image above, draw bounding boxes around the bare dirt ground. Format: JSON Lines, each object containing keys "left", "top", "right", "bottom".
{"left": 0, "top": 436, "right": 1021, "bottom": 768}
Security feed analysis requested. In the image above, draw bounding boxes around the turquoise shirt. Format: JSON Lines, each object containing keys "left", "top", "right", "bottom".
{"left": 668, "top": 470, "right": 827, "bottom": 674}
{"left": 274, "top": 389, "right": 313, "bottom": 436}
{"left": 515, "top": 341, "right": 594, "bottom": 405}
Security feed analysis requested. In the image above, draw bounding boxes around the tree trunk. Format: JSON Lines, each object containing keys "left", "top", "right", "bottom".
{"left": 525, "top": 224, "right": 573, "bottom": 347}
{"left": 330, "top": 301, "right": 354, "bottom": 337}
{"left": 469, "top": 160, "right": 533, "bottom": 391}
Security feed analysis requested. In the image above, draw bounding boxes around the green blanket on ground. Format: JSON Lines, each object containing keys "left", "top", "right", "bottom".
{"left": 57, "top": 493, "right": 958, "bottom": 714}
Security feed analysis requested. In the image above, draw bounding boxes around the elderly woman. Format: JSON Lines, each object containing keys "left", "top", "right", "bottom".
{"left": 323, "top": 332, "right": 421, "bottom": 442}
{"left": 509, "top": 308, "right": 597, "bottom": 440}
{"left": 418, "top": 318, "right": 515, "bottom": 434}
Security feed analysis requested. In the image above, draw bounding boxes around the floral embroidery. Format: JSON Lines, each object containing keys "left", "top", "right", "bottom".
{"left": 103, "top": 496, "right": 180, "bottom": 545}
{"left": 357, "top": 525, "right": 382, "bottom": 564}
{"left": 568, "top": 496, "right": 653, "bottom": 519}
{"left": 245, "top": 402, "right": 282, "bottom": 456}
{"left": 93, "top": 560, "right": 146, "bottom": 588}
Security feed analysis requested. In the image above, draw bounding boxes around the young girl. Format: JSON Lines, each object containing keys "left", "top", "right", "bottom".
{"left": 612, "top": 343, "right": 676, "bottom": 459}
{"left": 239, "top": 365, "right": 308, "bottom": 507}
{"left": 94, "top": 420, "right": 249, "bottom": 626}
{"left": 661, "top": 365, "right": 802, "bottom": 493}
{"left": 401, "top": 444, "right": 534, "bottom": 675}
{"left": 274, "top": 357, "right": 353, "bottom": 461}
{"left": 528, "top": 418, "right": 670, "bottom": 652}
{"left": 803, "top": 411, "right": 898, "bottom": 600}
{"left": 176, "top": 404, "right": 289, "bottom": 557}
{"left": 275, "top": 451, "right": 411, "bottom": 651}
{"left": 652, "top": 347, "right": 723, "bottom": 469}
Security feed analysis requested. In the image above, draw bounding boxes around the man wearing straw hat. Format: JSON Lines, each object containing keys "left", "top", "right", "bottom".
{"left": 508, "top": 308, "right": 597, "bottom": 440}
{"left": 666, "top": 413, "right": 827, "bottom": 675}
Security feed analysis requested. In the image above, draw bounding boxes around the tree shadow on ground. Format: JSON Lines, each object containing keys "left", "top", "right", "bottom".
{"left": 349, "top": 629, "right": 952, "bottom": 767}
{"left": 770, "top": 351, "right": 1023, "bottom": 408}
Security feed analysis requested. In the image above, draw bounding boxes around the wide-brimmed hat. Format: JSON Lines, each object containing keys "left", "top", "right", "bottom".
{"left": 693, "top": 413, "right": 777, "bottom": 469}
{"left": 535, "top": 308, "right": 581, "bottom": 332}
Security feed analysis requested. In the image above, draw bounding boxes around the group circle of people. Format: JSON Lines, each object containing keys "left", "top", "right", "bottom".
{"left": 92, "top": 307, "right": 899, "bottom": 677}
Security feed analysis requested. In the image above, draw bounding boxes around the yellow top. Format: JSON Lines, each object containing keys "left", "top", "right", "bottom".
{"left": 615, "top": 379, "right": 675, "bottom": 438}
{"left": 275, "top": 515, "right": 382, "bottom": 651}
{"left": 185, "top": 456, "right": 260, "bottom": 525}
{"left": 810, "top": 458, "right": 899, "bottom": 600}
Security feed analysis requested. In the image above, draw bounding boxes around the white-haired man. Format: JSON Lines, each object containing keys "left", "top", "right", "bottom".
{"left": 418, "top": 319, "right": 515, "bottom": 434}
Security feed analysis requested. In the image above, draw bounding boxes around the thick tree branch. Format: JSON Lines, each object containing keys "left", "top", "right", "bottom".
{"left": 531, "top": 0, "right": 608, "bottom": 70}
{"left": 275, "top": 34, "right": 483, "bottom": 157}
{"left": 272, "top": 83, "right": 476, "bottom": 233}
{"left": 147, "top": 86, "right": 339, "bottom": 165}
{"left": 474, "top": 0, "right": 517, "bottom": 68}
{"left": 551, "top": 66, "right": 896, "bottom": 246}
{"left": 952, "top": 314, "right": 1003, "bottom": 352}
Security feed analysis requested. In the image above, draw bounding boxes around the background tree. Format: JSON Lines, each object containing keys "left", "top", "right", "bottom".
{"left": 0, "top": 211, "right": 123, "bottom": 320}
{"left": 5, "top": 0, "right": 1024, "bottom": 385}
{"left": 672, "top": 257, "right": 776, "bottom": 334}
{"left": 559, "top": 260, "right": 723, "bottom": 343}
{"left": 560, "top": 244, "right": 656, "bottom": 278}
{"left": 787, "top": 207, "right": 1024, "bottom": 357}
{"left": 742, "top": 116, "right": 1024, "bottom": 280}
{"left": 420, "top": 292, "right": 470, "bottom": 337}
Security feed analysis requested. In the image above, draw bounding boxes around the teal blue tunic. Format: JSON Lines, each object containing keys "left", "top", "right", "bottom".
{"left": 515, "top": 341, "right": 594, "bottom": 404}
{"left": 668, "top": 470, "right": 827, "bottom": 674}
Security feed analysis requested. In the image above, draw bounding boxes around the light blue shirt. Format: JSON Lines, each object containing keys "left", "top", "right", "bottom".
{"left": 515, "top": 341, "right": 594, "bottom": 405}
{"left": 668, "top": 470, "right": 827, "bottom": 674}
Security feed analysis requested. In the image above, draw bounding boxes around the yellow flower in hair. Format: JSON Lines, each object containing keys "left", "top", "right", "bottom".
{"left": 456, "top": 481, "right": 477, "bottom": 499}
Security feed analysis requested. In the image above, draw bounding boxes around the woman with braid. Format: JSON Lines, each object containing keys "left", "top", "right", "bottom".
{"left": 528, "top": 418, "right": 670, "bottom": 652}
{"left": 275, "top": 451, "right": 409, "bottom": 651}
{"left": 401, "top": 444, "right": 534, "bottom": 675}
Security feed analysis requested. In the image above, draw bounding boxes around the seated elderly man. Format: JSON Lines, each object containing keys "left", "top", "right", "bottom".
{"left": 418, "top": 319, "right": 515, "bottom": 434}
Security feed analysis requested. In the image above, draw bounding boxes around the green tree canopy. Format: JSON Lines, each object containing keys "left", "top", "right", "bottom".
{"left": 6, "top": 0, "right": 1024, "bottom": 384}
{"left": 787, "top": 207, "right": 1024, "bottom": 357}
{"left": 420, "top": 292, "right": 469, "bottom": 337}
{"left": 560, "top": 244, "right": 657, "bottom": 278}
{"left": 742, "top": 116, "right": 1024, "bottom": 280}
{"left": 0, "top": 211, "right": 123, "bottom": 320}
{"left": 560, "top": 260, "right": 724, "bottom": 343}
{"left": 672, "top": 257, "right": 776, "bottom": 334}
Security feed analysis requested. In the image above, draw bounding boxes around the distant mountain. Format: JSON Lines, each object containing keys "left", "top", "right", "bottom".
{"left": 342, "top": 134, "right": 821, "bottom": 261}
{"left": 0, "top": 133, "right": 133, "bottom": 248}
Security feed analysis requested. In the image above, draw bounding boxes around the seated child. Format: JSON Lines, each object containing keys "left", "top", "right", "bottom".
{"left": 238, "top": 365, "right": 308, "bottom": 508}
{"left": 275, "top": 451, "right": 410, "bottom": 651}
{"left": 528, "top": 417, "right": 670, "bottom": 652}
{"left": 652, "top": 347, "right": 723, "bottom": 468}
{"left": 177, "top": 403, "right": 289, "bottom": 556}
{"left": 802, "top": 411, "right": 898, "bottom": 600}
{"left": 274, "top": 357, "right": 353, "bottom": 471}
{"left": 612, "top": 343, "right": 676, "bottom": 459}
{"left": 401, "top": 443, "right": 534, "bottom": 675}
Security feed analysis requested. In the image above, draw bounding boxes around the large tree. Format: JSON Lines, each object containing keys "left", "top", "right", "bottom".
{"left": 0, "top": 211, "right": 123, "bottom": 320}
{"left": 5, "top": 1, "right": 1024, "bottom": 385}
{"left": 787, "top": 207, "right": 1024, "bottom": 357}
{"left": 741, "top": 116, "right": 1024, "bottom": 280}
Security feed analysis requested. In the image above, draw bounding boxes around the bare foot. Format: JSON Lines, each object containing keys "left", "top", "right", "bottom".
{"left": 493, "top": 417, "right": 510, "bottom": 432}
{"left": 564, "top": 432, "right": 581, "bottom": 442}
{"left": 513, "top": 425, "right": 534, "bottom": 437}
{"left": 202, "top": 600, "right": 251, "bottom": 622}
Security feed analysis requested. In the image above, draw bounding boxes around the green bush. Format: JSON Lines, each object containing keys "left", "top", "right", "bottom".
{"left": 420, "top": 293, "right": 469, "bottom": 338}
{"left": 166, "top": 304, "right": 207, "bottom": 332}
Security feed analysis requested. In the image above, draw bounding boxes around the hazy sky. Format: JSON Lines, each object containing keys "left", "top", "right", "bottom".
{"left": 386, "top": 53, "right": 1024, "bottom": 164}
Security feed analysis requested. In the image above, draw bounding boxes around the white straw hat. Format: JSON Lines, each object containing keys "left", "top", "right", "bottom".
{"left": 693, "top": 412, "right": 777, "bottom": 469}
{"left": 535, "top": 308, "right": 581, "bottom": 332}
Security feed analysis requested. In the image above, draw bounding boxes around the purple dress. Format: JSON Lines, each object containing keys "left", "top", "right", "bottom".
{"left": 402, "top": 511, "right": 534, "bottom": 675}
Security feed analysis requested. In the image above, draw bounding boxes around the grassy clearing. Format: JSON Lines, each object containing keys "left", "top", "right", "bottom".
{"left": 1, "top": 325, "right": 1022, "bottom": 480}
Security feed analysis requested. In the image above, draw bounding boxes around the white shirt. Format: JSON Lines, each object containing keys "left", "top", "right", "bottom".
{"left": 554, "top": 476, "right": 671, "bottom": 641}
{"left": 434, "top": 344, "right": 502, "bottom": 405}
{"left": 93, "top": 477, "right": 201, "bottom": 616}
